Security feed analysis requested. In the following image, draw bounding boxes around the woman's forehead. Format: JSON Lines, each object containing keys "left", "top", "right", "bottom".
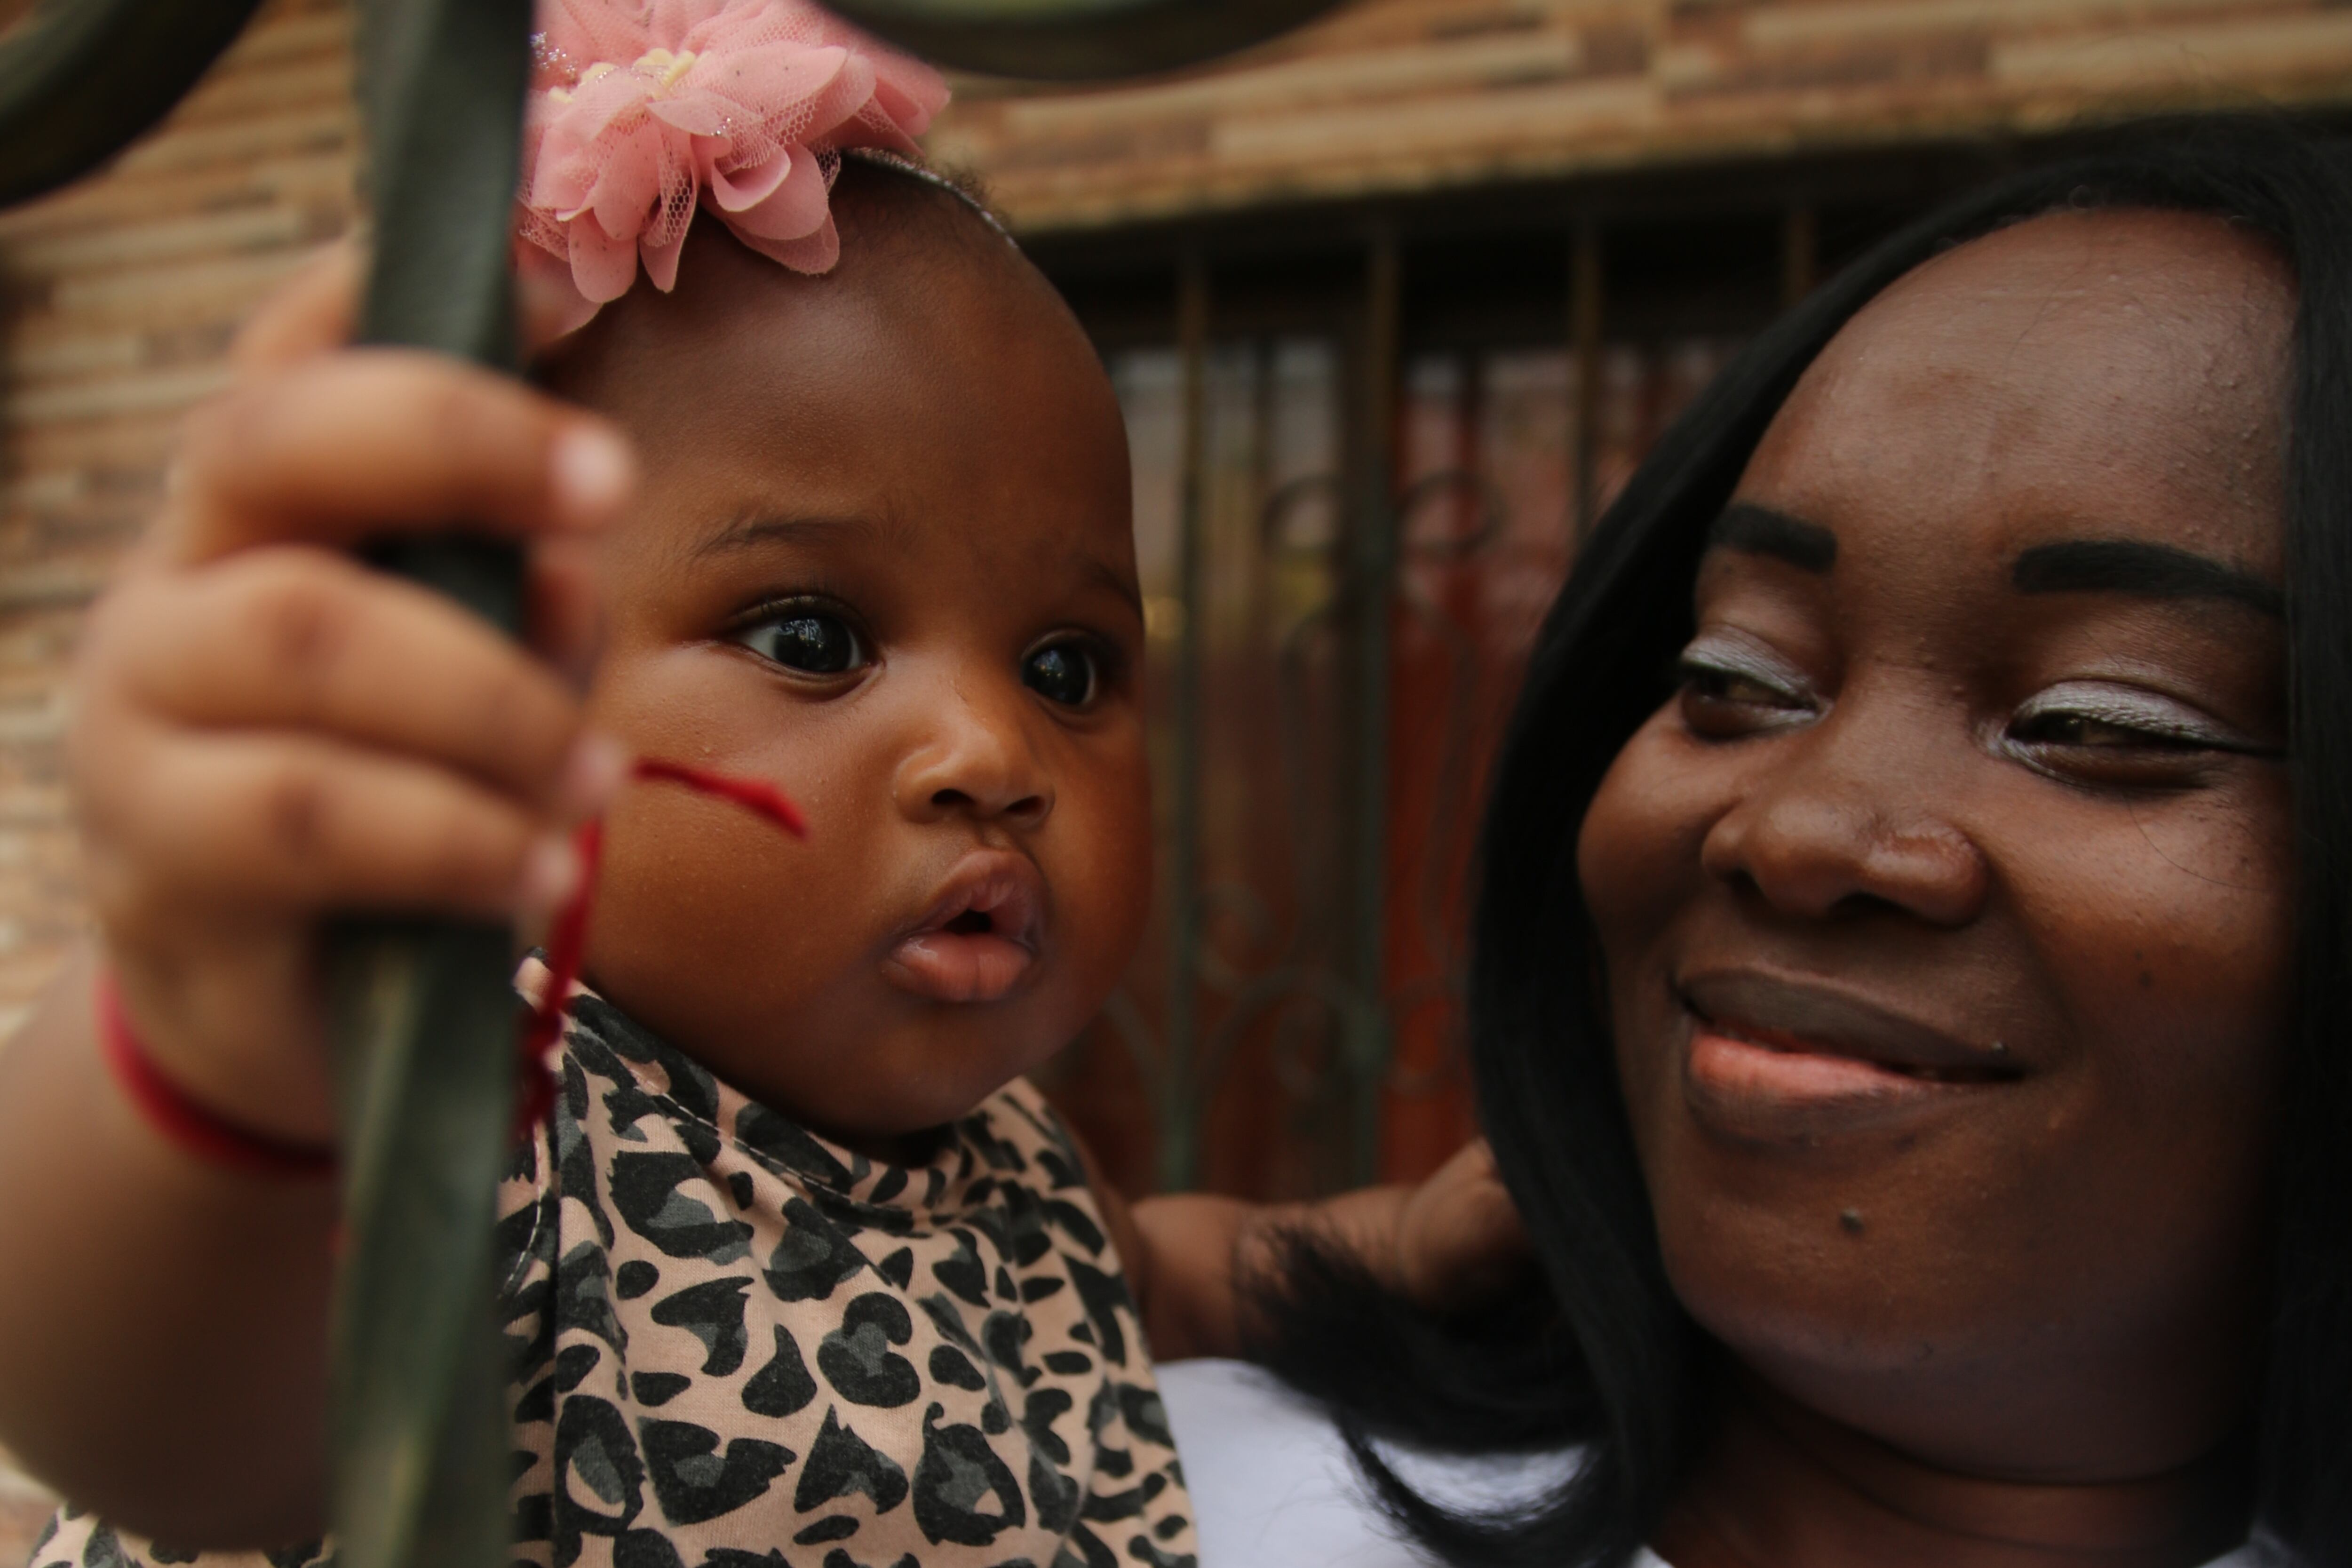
{"left": 1738, "top": 207, "right": 2293, "bottom": 581}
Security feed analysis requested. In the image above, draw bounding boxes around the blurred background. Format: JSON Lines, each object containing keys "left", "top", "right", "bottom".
{"left": 2, "top": 0, "right": 2352, "bottom": 1542}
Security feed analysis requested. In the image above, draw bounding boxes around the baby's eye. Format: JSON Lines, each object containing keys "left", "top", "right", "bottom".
{"left": 1024, "top": 641, "right": 1098, "bottom": 708}
{"left": 731, "top": 606, "right": 866, "bottom": 677}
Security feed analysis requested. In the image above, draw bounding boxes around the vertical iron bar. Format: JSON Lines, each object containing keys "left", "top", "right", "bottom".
{"left": 329, "top": 0, "right": 532, "bottom": 1566}
{"left": 1345, "top": 224, "right": 1400, "bottom": 1186}
{"left": 1782, "top": 200, "right": 1817, "bottom": 309}
{"left": 1158, "top": 245, "right": 1210, "bottom": 1193}
{"left": 1570, "top": 217, "right": 1604, "bottom": 542}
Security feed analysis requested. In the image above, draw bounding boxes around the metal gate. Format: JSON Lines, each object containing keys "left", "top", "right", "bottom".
{"left": 1029, "top": 170, "right": 1995, "bottom": 1198}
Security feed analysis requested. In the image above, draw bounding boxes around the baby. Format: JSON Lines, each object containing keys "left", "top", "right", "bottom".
{"left": 0, "top": 8, "right": 1522, "bottom": 1568}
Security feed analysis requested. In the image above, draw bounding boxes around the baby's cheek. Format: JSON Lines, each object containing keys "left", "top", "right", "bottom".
{"left": 1049, "top": 749, "right": 1154, "bottom": 1005}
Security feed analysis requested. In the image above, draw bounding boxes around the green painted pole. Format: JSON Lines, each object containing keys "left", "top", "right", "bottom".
{"left": 325, "top": 0, "right": 535, "bottom": 1563}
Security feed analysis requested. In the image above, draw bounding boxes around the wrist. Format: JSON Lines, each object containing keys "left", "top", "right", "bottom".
{"left": 94, "top": 968, "right": 337, "bottom": 1179}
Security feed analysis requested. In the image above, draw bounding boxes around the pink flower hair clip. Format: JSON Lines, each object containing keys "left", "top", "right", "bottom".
{"left": 518, "top": 0, "right": 951, "bottom": 334}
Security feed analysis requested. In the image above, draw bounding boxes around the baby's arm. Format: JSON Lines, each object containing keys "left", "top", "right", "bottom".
{"left": 0, "top": 253, "right": 631, "bottom": 1544}
{"left": 1100, "top": 1140, "right": 1530, "bottom": 1362}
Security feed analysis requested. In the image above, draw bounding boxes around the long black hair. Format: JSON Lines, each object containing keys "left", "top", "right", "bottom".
{"left": 1249, "top": 115, "right": 2352, "bottom": 1567}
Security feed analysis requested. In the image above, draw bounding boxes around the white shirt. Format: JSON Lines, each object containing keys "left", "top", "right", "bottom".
{"left": 1157, "top": 1358, "right": 2268, "bottom": 1568}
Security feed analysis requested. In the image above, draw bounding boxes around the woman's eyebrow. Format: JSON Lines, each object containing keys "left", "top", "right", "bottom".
{"left": 2012, "top": 539, "right": 2285, "bottom": 618}
{"left": 1707, "top": 503, "right": 1838, "bottom": 573}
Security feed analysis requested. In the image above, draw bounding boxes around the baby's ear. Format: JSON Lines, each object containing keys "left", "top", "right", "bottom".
{"left": 230, "top": 240, "right": 362, "bottom": 374}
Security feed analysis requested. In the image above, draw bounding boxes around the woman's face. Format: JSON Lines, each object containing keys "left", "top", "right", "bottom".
{"left": 1578, "top": 209, "right": 2295, "bottom": 1482}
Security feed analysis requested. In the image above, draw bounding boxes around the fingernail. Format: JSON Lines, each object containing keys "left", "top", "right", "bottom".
{"left": 517, "top": 832, "right": 584, "bottom": 915}
{"left": 549, "top": 425, "right": 635, "bottom": 526}
{"left": 557, "top": 731, "right": 630, "bottom": 820}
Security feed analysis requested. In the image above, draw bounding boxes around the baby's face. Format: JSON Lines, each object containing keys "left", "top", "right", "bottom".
{"left": 547, "top": 216, "right": 1148, "bottom": 1152}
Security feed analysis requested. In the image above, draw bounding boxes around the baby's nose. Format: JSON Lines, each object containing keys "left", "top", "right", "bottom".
{"left": 928, "top": 781, "right": 1051, "bottom": 827}
{"left": 894, "top": 691, "right": 1056, "bottom": 828}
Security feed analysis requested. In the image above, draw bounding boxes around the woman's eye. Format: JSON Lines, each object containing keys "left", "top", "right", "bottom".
{"left": 1024, "top": 642, "right": 1098, "bottom": 708}
{"left": 734, "top": 609, "right": 865, "bottom": 676}
{"left": 1682, "top": 664, "right": 1805, "bottom": 709}
{"left": 1674, "top": 637, "right": 1818, "bottom": 737}
{"left": 2007, "top": 710, "right": 2202, "bottom": 751}
{"left": 2000, "top": 682, "right": 2272, "bottom": 784}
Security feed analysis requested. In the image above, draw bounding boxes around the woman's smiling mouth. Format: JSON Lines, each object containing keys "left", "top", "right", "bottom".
{"left": 1676, "top": 969, "right": 2024, "bottom": 1141}
{"left": 883, "top": 852, "right": 1046, "bottom": 1004}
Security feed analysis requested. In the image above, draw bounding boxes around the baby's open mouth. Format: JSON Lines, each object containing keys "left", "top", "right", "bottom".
{"left": 883, "top": 853, "right": 1044, "bottom": 1004}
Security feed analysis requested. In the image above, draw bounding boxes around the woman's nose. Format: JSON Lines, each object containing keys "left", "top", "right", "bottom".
{"left": 1698, "top": 716, "right": 1988, "bottom": 928}
{"left": 892, "top": 677, "right": 1055, "bottom": 829}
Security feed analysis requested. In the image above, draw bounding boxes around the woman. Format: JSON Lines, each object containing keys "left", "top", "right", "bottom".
{"left": 1155, "top": 119, "right": 2352, "bottom": 1568}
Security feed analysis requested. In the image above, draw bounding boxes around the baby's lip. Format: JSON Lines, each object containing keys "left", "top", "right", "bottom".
{"left": 882, "top": 851, "right": 1045, "bottom": 1003}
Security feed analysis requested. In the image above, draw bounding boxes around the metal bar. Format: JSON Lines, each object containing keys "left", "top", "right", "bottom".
{"left": 1345, "top": 224, "right": 1400, "bottom": 1186}
{"left": 325, "top": 0, "right": 534, "bottom": 1565}
{"left": 1158, "top": 244, "right": 1211, "bottom": 1193}
{"left": 1570, "top": 218, "right": 1604, "bottom": 541}
{"left": 326, "top": 923, "right": 522, "bottom": 1568}
{"left": 826, "top": 0, "right": 1345, "bottom": 80}
{"left": 1782, "top": 201, "right": 1818, "bottom": 309}
{"left": 0, "top": 0, "right": 265, "bottom": 207}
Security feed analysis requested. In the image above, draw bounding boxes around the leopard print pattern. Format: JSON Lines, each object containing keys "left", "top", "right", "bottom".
{"left": 30, "top": 994, "right": 1196, "bottom": 1568}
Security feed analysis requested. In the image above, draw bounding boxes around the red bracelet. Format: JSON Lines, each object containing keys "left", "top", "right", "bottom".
{"left": 94, "top": 971, "right": 338, "bottom": 1179}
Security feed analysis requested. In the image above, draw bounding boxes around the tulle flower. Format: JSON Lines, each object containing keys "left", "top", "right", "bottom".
{"left": 518, "top": 0, "right": 949, "bottom": 332}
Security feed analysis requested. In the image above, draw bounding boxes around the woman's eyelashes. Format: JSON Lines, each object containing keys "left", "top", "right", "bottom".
{"left": 2001, "top": 681, "right": 2273, "bottom": 779}
{"left": 1675, "top": 629, "right": 2270, "bottom": 780}
{"left": 728, "top": 599, "right": 869, "bottom": 679}
{"left": 1676, "top": 631, "right": 1821, "bottom": 736}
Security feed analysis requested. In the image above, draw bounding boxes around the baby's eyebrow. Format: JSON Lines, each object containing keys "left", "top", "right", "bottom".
{"left": 691, "top": 513, "right": 867, "bottom": 558}
{"left": 1084, "top": 558, "right": 1144, "bottom": 616}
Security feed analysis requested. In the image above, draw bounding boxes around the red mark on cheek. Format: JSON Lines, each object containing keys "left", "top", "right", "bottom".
{"left": 514, "top": 758, "right": 807, "bottom": 1139}
{"left": 632, "top": 757, "right": 808, "bottom": 838}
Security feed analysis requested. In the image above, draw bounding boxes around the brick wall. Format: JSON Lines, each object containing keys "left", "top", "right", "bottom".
{"left": 937, "top": 0, "right": 2352, "bottom": 231}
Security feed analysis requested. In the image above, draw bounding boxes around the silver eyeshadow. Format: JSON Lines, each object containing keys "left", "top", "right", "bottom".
{"left": 1679, "top": 632, "right": 2255, "bottom": 753}
{"left": 2008, "top": 679, "right": 2253, "bottom": 750}
{"left": 1677, "top": 629, "right": 1820, "bottom": 716}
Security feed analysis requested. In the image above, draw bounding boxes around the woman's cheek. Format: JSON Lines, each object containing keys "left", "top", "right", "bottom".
{"left": 1577, "top": 711, "right": 1716, "bottom": 963}
{"left": 2020, "top": 770, "right": 2296, "bottom": 1111}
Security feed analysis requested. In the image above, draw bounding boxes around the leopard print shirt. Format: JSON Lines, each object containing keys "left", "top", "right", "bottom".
{"left": 30, "top": 993, "right": 1197, "bottom": 1568}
